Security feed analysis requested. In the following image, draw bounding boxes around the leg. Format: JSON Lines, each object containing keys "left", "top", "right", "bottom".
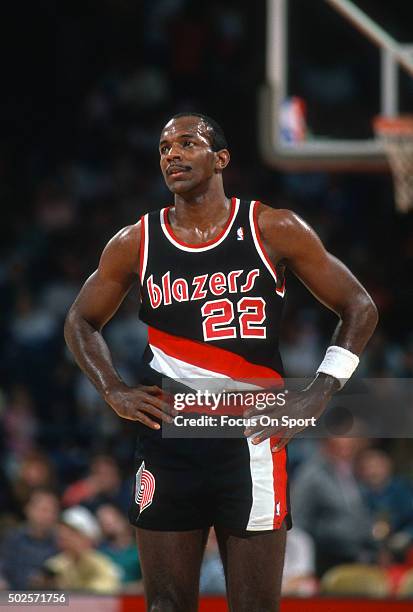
{"left": 136, "top": 527, "right": 210, "bottom": 612}
{"left": 215, "top": 523, "right": 287, "bottom": 612}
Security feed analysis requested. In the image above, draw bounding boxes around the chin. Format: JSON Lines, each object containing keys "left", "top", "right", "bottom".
{"left": 168, "top": 182, "right": 195, "bottom": 195}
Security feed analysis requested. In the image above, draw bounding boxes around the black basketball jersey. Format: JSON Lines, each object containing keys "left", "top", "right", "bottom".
{"left": 138, "top": 197, "right": 286, "bottom": 386}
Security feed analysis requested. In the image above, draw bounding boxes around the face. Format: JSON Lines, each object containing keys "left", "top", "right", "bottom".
{"left": 57, "top": 524, "right": 89, "bottom": 554}
{"left": 21, "top": 459, "right": 52, "bottom": 487}
{"left": 159, "top": 116, "right": 229, "bottom": 195}
{"left": 25, "top": 492, "right": 59, "bottom": 531}
{"left": 96, "top": 504, "right": 126, "bottom": 538}
{"left": 91, "top": 457, "right": 120, "bottom": 491}
{"left": 324, "top": 437, "right": 366, "bottom": 461}
{"left": 358, "top": 450, "right": 392, "bottom": 488}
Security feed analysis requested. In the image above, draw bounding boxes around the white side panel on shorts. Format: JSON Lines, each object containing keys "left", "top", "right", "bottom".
{"left": 246, "top": 437, "right": 276, "bottom": 530}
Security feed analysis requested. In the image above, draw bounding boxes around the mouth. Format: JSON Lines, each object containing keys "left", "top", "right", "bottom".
{"left": 167, "top": 165, "right": 191, "bottom": 178}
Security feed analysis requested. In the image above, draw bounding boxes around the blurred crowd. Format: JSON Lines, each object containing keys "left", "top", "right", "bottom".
{"left": 1, "top": 0, "right": 413, "bottom": 599}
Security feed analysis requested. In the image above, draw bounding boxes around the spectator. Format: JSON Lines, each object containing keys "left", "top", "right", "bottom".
{"left": 0, "top": 489, "right": 59, "bottom": 589}
{"left": 358, "top": 448, "right": 413, "bottom": 541}
{"left": 2, "top": 385, "right": 37, "bottom": 464}
{"left": 291, "top": 437, "right": 374, "bottom": 576}
{"left": 42, "top": 505, "right": 120, "bottom": 594}
{"left": 282, "top": 527, "right": 317, "bottom": 596}
{"left": 96, "top": 503, "right": 143, "bottom": 591}
{"left": 11, "top": 451, "right": 58, "bottom": 513}
{"left": 62, "top": 455, "right": 131, "bottom": 513}
{"left": 199, "top": 529, "right": 226, "bottom": 594}
{"left": 378, "top": 531, "right": 413, "bottom": 595}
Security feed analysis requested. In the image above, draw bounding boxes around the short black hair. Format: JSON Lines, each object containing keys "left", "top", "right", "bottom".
{"left": 170, "top": 112, "right": 228, "bottom": 152}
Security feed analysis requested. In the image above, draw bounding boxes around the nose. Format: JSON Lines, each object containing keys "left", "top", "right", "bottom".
{"left": 166, "top": 143, "right": 182, "bottom": 162}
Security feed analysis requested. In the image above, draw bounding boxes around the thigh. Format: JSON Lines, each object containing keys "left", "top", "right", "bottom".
{"left": 136, "top": 527, "right": 209, "bottom": 612}
{"left": 129, "top": 439, "right": 213, "bottom": 531}
{"left": 215, "top": 523, "right": 287, "bottom": 612}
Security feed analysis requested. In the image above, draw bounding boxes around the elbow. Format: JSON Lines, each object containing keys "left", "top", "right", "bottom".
{"left": 344, "top": 291, "right": 379, "bottom": 332}
{"left": 369, "top": 297, "right": 379, "bottom": 330}
{"left": 361, "top": 292, "right": 379, "bottom": 332}
{"left": 64, "top": 306, "right": 77, "bottom": 347}
{"left": 64, "top": 305, "right": 101, "bottom": 347}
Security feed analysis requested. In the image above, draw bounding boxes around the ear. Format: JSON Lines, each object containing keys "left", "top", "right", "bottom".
{"left": 214, "top": 149, "right": 230, "bottom": 172}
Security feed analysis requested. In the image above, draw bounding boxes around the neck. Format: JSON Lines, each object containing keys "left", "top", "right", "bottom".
{"left": 173, "top": 182, "right": 229, "bottom": 230}
{"left": 28, "top": 524, "right": 49, "bottom": 539}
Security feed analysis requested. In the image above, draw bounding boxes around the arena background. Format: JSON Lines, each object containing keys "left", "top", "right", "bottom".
{"left": 1, "top": 1, "right": 413, "bottom": 609}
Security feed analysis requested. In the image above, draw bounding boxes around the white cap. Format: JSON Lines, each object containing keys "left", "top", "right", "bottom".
{"left": 60, "top": 506, "right": 101, "bottom": 541}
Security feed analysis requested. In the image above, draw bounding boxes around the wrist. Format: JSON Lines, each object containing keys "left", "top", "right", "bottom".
{"left": 103, "top": 380, "right": 129, "bottom": 405}
{"left": 308, "top": 373, "right": 340, "bottom": 398}
{"left": 316, "top": 345, "right": 359, "bottom": 389}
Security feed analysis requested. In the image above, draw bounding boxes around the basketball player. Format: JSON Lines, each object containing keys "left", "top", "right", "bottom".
{"left": 64, "top": 113, "right": 378, "bottom": 611}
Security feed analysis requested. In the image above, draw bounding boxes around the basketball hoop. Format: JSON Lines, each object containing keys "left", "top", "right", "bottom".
{"left": 373, "top": 115, "right": 413, "bottom": 213}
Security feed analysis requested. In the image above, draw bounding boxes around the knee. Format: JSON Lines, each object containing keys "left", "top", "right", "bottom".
{"left": 149, "top": 593, "right": 193, "bottom": 612}
{"left": 234, "top": 593, "right": 280, "bottom": 612}
{"left": 149, "top": 595, "right": 176, "bottom": 612}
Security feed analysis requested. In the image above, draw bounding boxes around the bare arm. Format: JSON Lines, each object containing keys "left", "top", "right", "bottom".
{"left": 258, "top": 203, "right": 378, "bottom": 367}
{"left": 244, "top": 204, "right": 378, "bottom": 449}
{"left": 64, "top": 222, "right": 172, "bottom": 428}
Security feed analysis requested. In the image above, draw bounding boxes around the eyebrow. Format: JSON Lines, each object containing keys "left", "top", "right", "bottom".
{"left": 159, "top": 133, "right": 201, "bottom": 146}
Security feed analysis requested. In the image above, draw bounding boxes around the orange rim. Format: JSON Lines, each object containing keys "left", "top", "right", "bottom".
{"left": 373, "top": 115, "right": 413, "bottom": 136}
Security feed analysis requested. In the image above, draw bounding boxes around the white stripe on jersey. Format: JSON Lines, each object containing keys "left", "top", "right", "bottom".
{"left": 149, "top": 344, "right": 262, "bottom": 392}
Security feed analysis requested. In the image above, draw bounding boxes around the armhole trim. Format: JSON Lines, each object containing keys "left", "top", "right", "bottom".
{"left": 139, "top": 213, "right": 149, "bottom": 283}
{"left": 249, "top": 201, "right": 286, "bottom": 298}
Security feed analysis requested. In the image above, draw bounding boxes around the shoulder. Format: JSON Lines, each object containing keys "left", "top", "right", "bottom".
{"left": 1, "top": 526, "right": 26, "bottom": 548}
{"left": 254, "top": 201, "right": 324, "bottom": 262}
{"left": 82, "top": 550, "right": 119, "bottom": 573}
{"left": 44, "top": 553, "right": 68, "bottom": 572}
{"left": 293, "top": 456, "right": 330, "bottom": 484}
{"left": 255, "top": 201, "right": 312, "bottom": 238}
{"left": 105, "top": 221, "right": 141, "bottom": 253}
{"left": 99, "top": 221, "right": 142, "bottom": 277}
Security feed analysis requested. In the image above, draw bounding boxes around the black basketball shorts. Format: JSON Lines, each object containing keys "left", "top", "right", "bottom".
{"left": 128, "top": 434, "right": 291, "bottom": 532}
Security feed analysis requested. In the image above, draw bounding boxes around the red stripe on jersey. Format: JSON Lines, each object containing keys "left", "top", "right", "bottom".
{"left": 148, "top": 326, "right": 283, "bottom": 385}
{"left": 163, "top": 197, "right": 237, "bottom": 249}
{"left": 270, "top": 439, "right": 288, "bottom": 529}
{"left": 139, "top": 215, "right": 146, "bottom": 282}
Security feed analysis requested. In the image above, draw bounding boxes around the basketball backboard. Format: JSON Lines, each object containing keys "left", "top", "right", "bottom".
{"left": 260, "top": 0, "right": 413, "bottom": 171}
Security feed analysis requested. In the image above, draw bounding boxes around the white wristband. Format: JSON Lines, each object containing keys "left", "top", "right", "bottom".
{"left": 316, "top": 345, "right": 359, "bottom": 389}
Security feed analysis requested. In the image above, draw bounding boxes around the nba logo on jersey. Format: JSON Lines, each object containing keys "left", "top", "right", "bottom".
{"left": 135, "top": 462, "right": 156, "bottom": 512}
{"left": 275, "top": 501, "right": 281, "bottom": 516}
{"left": 237, "top": 226, "right": 244, "bottom": 240}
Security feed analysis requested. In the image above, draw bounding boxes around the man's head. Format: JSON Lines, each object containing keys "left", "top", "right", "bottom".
{"left": 357, "top": 448, "right": 393, "bottom": 490}
{"left": 57, "top": 505, "right": 101, "bottom": 556}
{"left": 90, "top": 454, "right": 121, "bottom": 494}
{"left": 322, "top": 437, "right": 367, "bottom": 463}
{"left": 159, "top": 113, "right": 230, "bottom": 196}
{"left": 96, "top": 503, "right": 130, "bottom": 541}
{"left": 24, "top": 489, "right": 60, "bottom": 534}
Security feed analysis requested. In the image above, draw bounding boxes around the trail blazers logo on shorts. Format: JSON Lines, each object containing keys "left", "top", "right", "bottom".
{"left": 135, "top": 462, "right": 156, "bottom": 512}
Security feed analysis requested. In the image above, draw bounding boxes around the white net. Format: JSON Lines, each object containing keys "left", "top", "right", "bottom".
{"left": 374, "top": 116, "right": 413, "bottom": 213}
